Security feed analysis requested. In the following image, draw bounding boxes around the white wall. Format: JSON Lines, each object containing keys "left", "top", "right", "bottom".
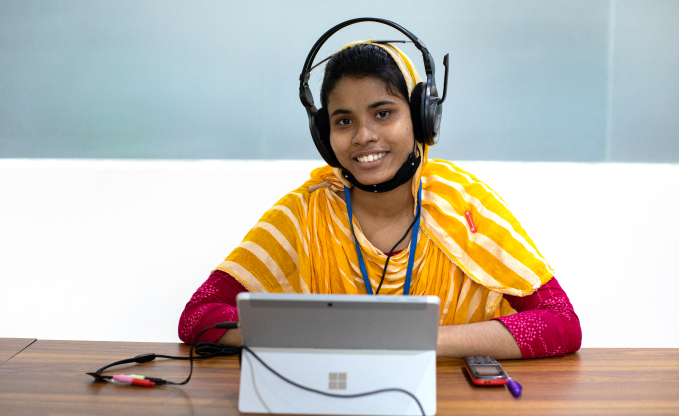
{"left": 0, "top": 159, "right": 677, "bottom": 347}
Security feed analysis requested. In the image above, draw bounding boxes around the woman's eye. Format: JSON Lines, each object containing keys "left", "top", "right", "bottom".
{"left": 336, "top": 118, "right": 352, "bottom": 125}
{"left": 376, "top": 110, "right": 390, "bottom": 118}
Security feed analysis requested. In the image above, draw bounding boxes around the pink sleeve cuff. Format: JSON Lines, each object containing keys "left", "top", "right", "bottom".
{"left": 495, "top": 277, "right": 582, "bottom": 359}
{"left": 178, "top": 270, "right": 246, "bottom": 344}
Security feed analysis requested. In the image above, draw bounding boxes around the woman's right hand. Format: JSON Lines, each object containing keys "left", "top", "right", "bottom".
{"left": 217, "top": 327, "right": 242, "bottom": 346}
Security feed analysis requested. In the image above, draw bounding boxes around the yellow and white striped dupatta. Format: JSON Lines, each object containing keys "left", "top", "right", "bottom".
{"left": 215, "top": 41, "right": 554, "bottom": 324}
{"left": 216, "top": 149, "right": 554, "bottom": 324}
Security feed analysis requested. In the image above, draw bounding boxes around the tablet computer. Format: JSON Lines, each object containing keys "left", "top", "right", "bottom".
{"left": 237, "top": 293, "right": 440, "bottom": 415}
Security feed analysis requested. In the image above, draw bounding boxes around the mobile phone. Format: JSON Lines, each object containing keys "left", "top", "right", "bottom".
{"left": 463, "top": 356, "right": 508, "bottom": 386}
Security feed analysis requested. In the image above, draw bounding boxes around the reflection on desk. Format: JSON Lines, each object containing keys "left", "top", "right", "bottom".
{"left": 0, "top": 338, "right": 36, "bottom": 365}
{"left": 0, "top": 339, "right": 677, "bottom": 416}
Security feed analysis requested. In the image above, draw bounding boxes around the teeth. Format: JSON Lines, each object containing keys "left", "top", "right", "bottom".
{"left": 357, "top": 152, "right": 385, "bottom": 163}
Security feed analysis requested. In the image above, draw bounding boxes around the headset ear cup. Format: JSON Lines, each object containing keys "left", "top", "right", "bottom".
{"left": 409, "top": 83, "right": 426, "bottom": 144}
{"left": 312, "top": 107, "right": 341, "bottom": 167}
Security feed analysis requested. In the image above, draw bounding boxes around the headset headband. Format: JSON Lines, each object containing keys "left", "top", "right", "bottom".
{"left": 298, "top": 17, "right": 437, "bottom": 115}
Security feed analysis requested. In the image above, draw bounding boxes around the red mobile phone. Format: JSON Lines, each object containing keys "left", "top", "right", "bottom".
{"left": 463, "top": 356, "right": 508, "bottom": 386}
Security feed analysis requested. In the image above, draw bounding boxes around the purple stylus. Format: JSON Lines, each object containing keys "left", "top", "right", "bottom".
{"left": 507, "top": 378, "right": 522, "bottom": 397}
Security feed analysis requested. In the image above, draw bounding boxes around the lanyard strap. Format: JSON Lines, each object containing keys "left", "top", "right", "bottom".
{"left": 344, "top": 182, "right": 422, "bottom": 295}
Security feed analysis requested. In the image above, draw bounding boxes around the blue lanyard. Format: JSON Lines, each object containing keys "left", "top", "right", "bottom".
{"left": 344, "top": 182, "right": 421, "bottom": 295}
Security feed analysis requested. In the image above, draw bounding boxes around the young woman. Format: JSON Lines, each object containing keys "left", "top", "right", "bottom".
{"left": 179, "top": 40, "right": 581, "bottom": 359}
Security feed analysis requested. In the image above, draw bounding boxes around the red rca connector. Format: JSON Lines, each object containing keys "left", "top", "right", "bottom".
{"left": 113, "top": 374, "right": 155, "bottom": 386}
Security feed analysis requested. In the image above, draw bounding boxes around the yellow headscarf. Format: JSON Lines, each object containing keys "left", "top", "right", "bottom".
{"left": 216, "top": 41, "right": 554, "bottom": 324}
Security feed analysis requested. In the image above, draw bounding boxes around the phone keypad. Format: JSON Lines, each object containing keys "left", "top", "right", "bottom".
{"left": 466, "top": 356, "right": 498, "bottom": 365}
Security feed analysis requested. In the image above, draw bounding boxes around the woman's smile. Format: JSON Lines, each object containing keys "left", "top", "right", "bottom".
{"left": 356, "top": 151, "right": 387, "bottom": 163}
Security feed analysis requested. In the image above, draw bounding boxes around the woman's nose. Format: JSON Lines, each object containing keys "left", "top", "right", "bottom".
{"left": 353, "top": 122, "right": 377, "bottom": 145}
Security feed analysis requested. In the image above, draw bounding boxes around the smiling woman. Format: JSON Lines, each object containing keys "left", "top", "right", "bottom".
{"left": 179, "top": 21, "right": 582, "bottom": 360}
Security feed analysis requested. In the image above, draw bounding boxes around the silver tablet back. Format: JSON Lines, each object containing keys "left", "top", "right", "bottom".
{"left": 237, "top": 293, "right": 440, "bottom": 351}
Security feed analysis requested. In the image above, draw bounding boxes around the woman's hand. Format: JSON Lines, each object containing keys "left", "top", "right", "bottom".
{"left": 216, "top": 321, "right": 520, "bottom": 359}
{"left": 216, "top": 321, "right": 520, "bottom": 357}
{"left": 217, "top": 328, "right": 242, "bottom": 347}
{"left": 437, "top": 320, "right": 521, "bottom": 359}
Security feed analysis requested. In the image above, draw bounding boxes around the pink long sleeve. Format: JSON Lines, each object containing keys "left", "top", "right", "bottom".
{"left": 495, "top": 277, "right": 582, "bottom": 359}
{"left": 178, "top": 270, "right": 247, "bottom": 344}
{"left": 180, "top": 272, "right": 582, "bottom": 359}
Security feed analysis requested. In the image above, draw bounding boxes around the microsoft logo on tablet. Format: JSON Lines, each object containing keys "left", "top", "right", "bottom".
{"left": 329, "top": 372, "right": 347, "bottom": 390}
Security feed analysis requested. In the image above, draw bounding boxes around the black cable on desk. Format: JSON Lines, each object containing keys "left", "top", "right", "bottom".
{"left": 86, "top": 322, "right": 239, "bottom": 385}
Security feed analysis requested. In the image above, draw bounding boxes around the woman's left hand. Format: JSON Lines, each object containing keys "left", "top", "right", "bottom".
{"left": 436, "top": 320, "right": 522, "bottom": 359}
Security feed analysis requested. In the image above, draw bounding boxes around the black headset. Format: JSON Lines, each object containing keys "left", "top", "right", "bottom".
{"left": 299, "top": 17, "right": 449, "bottom": 168}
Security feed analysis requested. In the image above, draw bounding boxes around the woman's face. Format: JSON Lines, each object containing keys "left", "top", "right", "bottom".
{"left": 327, "top": 76, "right": 414, "bottom": 186}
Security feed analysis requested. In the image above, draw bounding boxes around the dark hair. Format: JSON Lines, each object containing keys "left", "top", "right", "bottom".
{"left": 320, "top": 43, "right": 410, "bottom": 108}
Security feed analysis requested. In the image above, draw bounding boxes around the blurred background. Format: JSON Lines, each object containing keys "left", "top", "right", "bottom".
{"left": 0, "top": 1, "right": 678, "bottom": 346}
{"left": 0, "top": 0, "right": 677, "bottom": 162}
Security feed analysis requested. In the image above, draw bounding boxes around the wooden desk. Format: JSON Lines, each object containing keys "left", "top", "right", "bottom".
{"left": 0, "top": 340, "right": 677, "bottom": 416}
